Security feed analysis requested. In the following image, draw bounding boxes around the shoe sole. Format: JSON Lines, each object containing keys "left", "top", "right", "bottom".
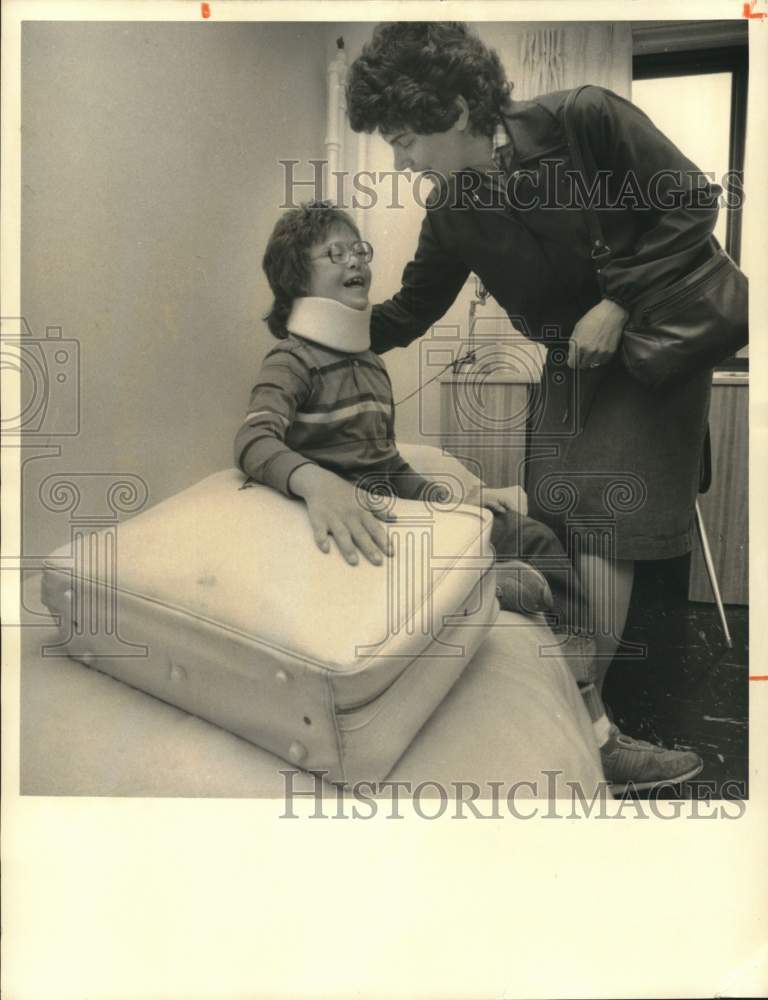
{"left": 609, "top": 759, "right": 704, "bottom": 795}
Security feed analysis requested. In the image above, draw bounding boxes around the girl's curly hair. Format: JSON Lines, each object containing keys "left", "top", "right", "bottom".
{"left": 262, "top": 201, "right": 361, "bottom": 339}
{"left": 346, "top": 22, "right": 511, "bottom": 139}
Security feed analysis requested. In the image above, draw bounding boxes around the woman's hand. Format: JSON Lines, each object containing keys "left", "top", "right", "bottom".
{"left": 568, "top": 298, "right": 629, "bottom": 369}
{"left": 288, "top": 464, "right": 395, "bottom": 566}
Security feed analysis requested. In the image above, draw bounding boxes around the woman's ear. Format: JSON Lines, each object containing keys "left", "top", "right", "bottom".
{"left": 454, "top": 95, "right": 471, "bottom": 132}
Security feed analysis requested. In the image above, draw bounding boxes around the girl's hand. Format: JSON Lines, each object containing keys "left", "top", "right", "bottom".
{"left": 288, "top": 465, "right": 395, "bottom": 566}
{"left": 465, "top": 485, "right": 526, "bottom": 514}
{"left": 568, "top": 298, "right": 629, "bottom": 369}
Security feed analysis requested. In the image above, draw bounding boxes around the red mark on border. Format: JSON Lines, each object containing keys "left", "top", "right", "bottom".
{"left": 743, "top": 1, "right": 767, "bottom": 18}
{"left": 749, "top": 676, "right": 768, "bottom": 681}
{"left": 201, "top": 2, "right": 211, "bottom": 17}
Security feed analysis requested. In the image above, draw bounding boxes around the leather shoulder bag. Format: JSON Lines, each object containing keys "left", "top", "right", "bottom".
{"left": 562, "top": 85, "right": 749, "bottom": 391}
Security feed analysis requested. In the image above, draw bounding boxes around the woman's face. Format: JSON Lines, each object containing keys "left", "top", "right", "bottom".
{"left": 382, "top": 126, "right": 473, "bottom": 177}
{"left": 306, "top": 224, "right": 371, "bottom": 311}
{"left": 382, "top": 129, "right": 468, "bottom": 177}
{"left": 381, "top": 96, "right": 492, "bottom": 179}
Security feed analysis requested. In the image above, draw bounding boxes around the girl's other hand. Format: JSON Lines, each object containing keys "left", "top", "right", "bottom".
{"left": 465, "top": 484, "right": 526, "bottom": 514}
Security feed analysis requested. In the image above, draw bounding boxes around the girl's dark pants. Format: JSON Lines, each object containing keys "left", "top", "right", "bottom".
{"left": 490, "top": 510, "right": 587, "bottom": 633}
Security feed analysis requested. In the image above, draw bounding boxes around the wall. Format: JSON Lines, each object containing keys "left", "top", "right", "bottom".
{"left": 19, "top": 19, "right": 631, "bottom": 558}
{"left": 21, "top": 22, "right": 327, "bottom": 556}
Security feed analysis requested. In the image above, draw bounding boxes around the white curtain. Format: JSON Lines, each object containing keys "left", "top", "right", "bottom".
{"left": 512, "top": 22, "right": 632, "bottom": 100}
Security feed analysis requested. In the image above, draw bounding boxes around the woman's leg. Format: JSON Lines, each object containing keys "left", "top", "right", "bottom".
{"left": 572, "top": 551, "right": 635, "bottom": 693}
{"left": 573, "top": 549, "right": 703, "bottom": 790}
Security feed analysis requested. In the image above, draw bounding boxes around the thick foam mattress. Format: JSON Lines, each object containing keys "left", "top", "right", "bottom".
{"left": 41, "top": 469, "right": 499, "bottom": 784}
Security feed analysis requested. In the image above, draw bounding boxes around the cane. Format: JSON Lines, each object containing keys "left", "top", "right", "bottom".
{"left": 695, "top": 500, "right": 733, "bottom": 649}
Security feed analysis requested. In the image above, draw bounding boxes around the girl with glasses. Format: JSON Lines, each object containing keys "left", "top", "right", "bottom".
{"left": 234, "top": 200, "right": 596, "bottom": 630}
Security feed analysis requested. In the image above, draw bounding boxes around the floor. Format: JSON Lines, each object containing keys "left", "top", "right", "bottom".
{"left": 603, "top": 555, "right": 749, "bottom": 799}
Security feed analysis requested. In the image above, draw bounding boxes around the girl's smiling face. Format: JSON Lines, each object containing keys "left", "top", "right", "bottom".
{"left": 306, "top": 224, "right": 372, "bottom": 310}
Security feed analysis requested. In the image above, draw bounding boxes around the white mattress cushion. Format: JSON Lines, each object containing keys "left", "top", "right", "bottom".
{"left": 44, "top": 468, "right": 496, "bottom": 710}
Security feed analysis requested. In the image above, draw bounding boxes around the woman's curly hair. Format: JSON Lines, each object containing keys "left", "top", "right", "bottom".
{"left": 346, "top": 22, "right": 511, "bottom": 138}
{"left": 262, "top": 201, "right": 361, "bottom": 339}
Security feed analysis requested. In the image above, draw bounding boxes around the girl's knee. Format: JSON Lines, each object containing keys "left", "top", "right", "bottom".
{"left": 518, "top": 515, "right": 565, "bottom": 557}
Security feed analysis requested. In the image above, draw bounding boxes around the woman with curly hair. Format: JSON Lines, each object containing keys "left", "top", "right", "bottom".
{"left": 310, "top": 20, "right": 715, "bottom": 790}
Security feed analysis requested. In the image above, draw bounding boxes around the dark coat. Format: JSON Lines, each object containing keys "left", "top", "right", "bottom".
{"left": 370, "top": 86, "right": 717, "bottom": 559}
{"left": 371, "top": 85, "right": 721, "bottom": 350}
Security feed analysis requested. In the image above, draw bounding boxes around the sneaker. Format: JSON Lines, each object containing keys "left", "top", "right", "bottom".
{"left": 601, "top": 725, "right": 704, "bottom": 793}
{"left": 495, "top": 561, "right": 553, "bottom": 617}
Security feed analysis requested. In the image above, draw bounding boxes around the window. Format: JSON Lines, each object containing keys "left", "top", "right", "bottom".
{"left": 632, "top": 46, "right": 747, "bottom": 264}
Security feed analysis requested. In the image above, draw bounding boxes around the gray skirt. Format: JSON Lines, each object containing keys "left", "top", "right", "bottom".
{"left": 525, "top": 347, "right": 712, "bottom": 561}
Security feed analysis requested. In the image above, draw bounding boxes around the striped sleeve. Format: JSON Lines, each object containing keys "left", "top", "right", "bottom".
{"left": 383, "top": 454, "right": 437, "bottom": 502}
{"left": 234, "top": 347, "right": 316, "bottom": 496}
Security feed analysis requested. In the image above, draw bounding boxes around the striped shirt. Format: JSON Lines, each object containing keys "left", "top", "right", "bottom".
{"left": 234, "top": 334, "right": 431, "bottom": 499}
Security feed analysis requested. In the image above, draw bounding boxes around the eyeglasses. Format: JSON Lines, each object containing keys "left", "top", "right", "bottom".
{"left": 310, "top": 240, "right": 374, "bottom": 265}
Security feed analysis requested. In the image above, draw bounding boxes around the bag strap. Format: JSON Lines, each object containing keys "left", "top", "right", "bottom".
{"left": 562, "top": 86, "right": 613, "bottom": 269}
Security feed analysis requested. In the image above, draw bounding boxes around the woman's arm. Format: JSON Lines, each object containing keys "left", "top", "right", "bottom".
{"left": 572, "top": 85, "right": 720, "bottom": 309}
{"left": 566, "top": 86, "right": 719, "bottom": 368}
{"left": 370, "top": 206, "right": 470, "bottom": 355}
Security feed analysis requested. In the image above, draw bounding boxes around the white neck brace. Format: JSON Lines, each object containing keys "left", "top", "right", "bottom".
{"left": 286, "top": 296, "right": 372, "bottom": 353}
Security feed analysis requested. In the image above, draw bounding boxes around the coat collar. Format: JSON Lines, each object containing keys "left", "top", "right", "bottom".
{"left": 494, "top": 94, "right": 568, "bottom": 169}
